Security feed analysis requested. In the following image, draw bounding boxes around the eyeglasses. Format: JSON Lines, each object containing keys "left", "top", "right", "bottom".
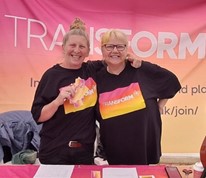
{"left": 103, "top": 44, "right": 126, "bottom": 51}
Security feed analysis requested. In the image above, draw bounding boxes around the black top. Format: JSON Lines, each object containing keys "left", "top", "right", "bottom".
{"left": 31, "top": 61, "right": 103, "bottom": 159}
{"left": 96, "top": 61, "right": 181, "bottom": 165}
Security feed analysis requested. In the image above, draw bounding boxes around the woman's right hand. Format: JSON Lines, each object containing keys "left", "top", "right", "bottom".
{"left": 57, "top": 84, "right": 76, "bottom": 105}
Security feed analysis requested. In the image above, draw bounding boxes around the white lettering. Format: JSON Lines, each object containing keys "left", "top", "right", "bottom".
{"left": 104, "top": 94, "right": 134, "bottom": 106}
{"left": 85, "top": 88, "right": 95, "bottom": 96}
{"left": 4, "top": 15, "right": 27, "bottom": 47}
{"left": 4, "top": 14, "right": 206, "bottom": 60}
{"left": 131, "top": 31, "right": 157, "bottom": 57}
{"left": 27, "top": 18, "right": 47, "bottom": 49}
{"left": 179, "top": 33, "right": 206, "bottom": 59}
{"left": 157, "top": 32, "right": 178, "bottom": 59}
{"left": 49, "top": 24, "right": 66, "bottom": 50}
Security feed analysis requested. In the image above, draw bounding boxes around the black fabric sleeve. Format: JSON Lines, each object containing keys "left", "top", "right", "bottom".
{"left": 140, "top": 61, "right": 182, "bottom": 99}
{"left": 88, "top": 60, "right": 106, "bottom": 72}
{"left": 31, "top": 71, "right": 56, "bottom": 124}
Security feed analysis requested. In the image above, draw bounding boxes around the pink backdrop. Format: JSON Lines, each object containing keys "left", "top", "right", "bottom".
{"left": 1, "top": 0, "right": 206, "bottom": 153}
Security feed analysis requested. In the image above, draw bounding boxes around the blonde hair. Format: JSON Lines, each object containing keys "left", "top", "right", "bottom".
{"left": 62, "top": 18, "right": 90, "bottom": 48}
{"left": 101, "top": 29, "right": 128, "bottom": 46}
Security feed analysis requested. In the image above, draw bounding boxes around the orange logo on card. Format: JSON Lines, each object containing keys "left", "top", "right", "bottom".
{"left": 99, "top": 83, "right": 146, "bottom": 119}
{"left": 63, "top": 77, "right": 97, "bottom": 114}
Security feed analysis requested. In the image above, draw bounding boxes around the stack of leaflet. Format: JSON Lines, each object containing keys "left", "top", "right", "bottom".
{"left": 33, "top": 165, "right": 74, "bottom": 178}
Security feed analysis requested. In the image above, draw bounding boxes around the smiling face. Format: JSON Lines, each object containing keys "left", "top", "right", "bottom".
{"left": 62, "top": 34, "right": 90, "bottom": 69}
{"left": 101, "top": 30, "right": 128, "bottom": 68}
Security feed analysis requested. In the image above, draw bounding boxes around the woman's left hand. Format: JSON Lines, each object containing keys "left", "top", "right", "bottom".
{"left": 126, "top": 53, "right": 142, "bottom": 68}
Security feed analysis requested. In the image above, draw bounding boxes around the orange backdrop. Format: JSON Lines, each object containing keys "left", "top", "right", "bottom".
{"left": 1, "top": 0, "right": 206, "bottom": 154}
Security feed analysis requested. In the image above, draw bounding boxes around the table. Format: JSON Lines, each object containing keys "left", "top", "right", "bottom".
{"left": 0, "top": 164, "right": 194, "bottom": 178}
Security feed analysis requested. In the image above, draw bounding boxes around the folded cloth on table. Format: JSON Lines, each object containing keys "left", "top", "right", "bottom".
{"left": 11, "top": 149, "right": 37, "bottom": 164}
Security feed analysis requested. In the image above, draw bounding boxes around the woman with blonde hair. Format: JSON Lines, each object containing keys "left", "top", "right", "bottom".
{"left": 31, "top": 18, "right": 103, "bottom": 165}
{"left": 95, "top": 29, "right": 181, "bottom": 165}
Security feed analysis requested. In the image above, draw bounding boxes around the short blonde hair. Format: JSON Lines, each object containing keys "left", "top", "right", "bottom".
{"left": 101, "top": 29, "right": 128, "bottom": 46}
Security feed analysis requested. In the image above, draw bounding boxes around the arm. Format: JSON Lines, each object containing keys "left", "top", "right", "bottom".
{"left": 38, "top": 98, "right": 62, "bottom": 123}
{"left": 37, "top": 84, "right": 76, "bottom": 123}
{"left": 158, "top": 99, "right": 168, "bottom": 114}
{"left": 126, "top": 52, "right": 142, "bottom": 68}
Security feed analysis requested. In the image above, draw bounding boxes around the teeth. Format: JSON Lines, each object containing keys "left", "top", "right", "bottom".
{"left": 72, "top": 55, "right": 80, "bottom": 59}
{"left": 111, "top": 56, "right": 119, "bottom": 59}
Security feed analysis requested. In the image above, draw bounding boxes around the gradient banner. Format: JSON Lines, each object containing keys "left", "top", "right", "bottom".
{"left": 1, "top": 0, "right": 206, "bottom": 154}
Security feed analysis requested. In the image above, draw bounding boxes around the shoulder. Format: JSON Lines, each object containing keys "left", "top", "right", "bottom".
{"left": 83, "top": 60, "right": 105, "bottom": 71}
{"left": 41, "top": 64, "right": 62, "bottom": 77}
{"left": 140, "top": 61, "right": 174, "bottom": 74}
{"left": 140, "top": 61, "right": 159, "bottom": 70}
{"left": 44, "top": 64, "right": 61, "bottom": 73}
{"left": 87, "top": 60, "right": 105, "bottom": 67}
